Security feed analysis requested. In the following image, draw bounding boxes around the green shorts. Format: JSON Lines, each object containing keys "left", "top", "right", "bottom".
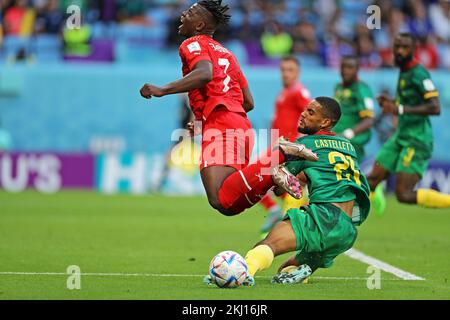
{"left": 284, "top": 203, "right": 357, "bottom": 270}
{"left": 376, "top": 135, "right": 432, "bottom": 178}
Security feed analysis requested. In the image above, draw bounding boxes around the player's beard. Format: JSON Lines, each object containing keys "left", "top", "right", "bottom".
{"left": 298, "top": 125, "right": 318, "bottom": 135}
{"left": 394, "top": 53, "right": 413, "bottom": 67}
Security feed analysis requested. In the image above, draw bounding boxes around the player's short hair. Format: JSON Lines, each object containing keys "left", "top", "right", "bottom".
{"left": 398, "top": 32, "right": 417, "bottom": 47}
{"left": 341, "top": 55, "right": 359, "bottom": 65}
{"left": 315, "top": 97, "right": 341, "bottom": 126}
{"left": 198, "top": 0, "right": 231, "bottom": 27}
{"left": 281, "top": 55, "right": 300, "bottom": 67}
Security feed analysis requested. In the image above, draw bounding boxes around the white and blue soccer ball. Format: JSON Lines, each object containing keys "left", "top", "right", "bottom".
{"left": 209, "top": 251, "right": 248, "bottom": 288}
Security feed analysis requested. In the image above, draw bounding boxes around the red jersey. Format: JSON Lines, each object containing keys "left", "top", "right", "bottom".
{"left": 179, "top": 35, "right": 248, "bottom": 121}
{"left": 272, "top": 82, "right": 311, "bottom": 142}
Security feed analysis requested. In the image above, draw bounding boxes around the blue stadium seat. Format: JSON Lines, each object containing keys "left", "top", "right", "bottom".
{"left": 225, "top": 40, "right": 247, "bottom": 64}
{"left": 34, "top": 35, "right": 62, "bottom": 62}
{"left": 115, "top": 38, "right": 177, "bottom": 64}
{"left": 3, "top": 36, "right": 32, "bottom": 58}
{"left": 118, "top": 24, "right": 149, "bottom": 40}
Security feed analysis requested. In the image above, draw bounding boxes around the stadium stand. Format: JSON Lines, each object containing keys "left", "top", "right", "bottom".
{"left": 0, "top": 0, "right": 448, "bottom": 68}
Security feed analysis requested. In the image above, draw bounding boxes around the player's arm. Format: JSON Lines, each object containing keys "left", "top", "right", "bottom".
{"left": 377, "top": 75, "right": 441, "bottom": 116}
{"left": 242, "top": 86, "right": 254, "bottom": 112}
{"left": 238, "top": 68, "right": 254, "bottom": 112}
{"left": 343, "top": 93, "right": 375, "bottom": 139}
{"left": 403, "top": 97, "right": 440, "bottom": 115}
{"left": 140, "top": 60, "right": 213, "bottom": 99}
{"left": 377, "top": 94, "right": 440, "bottom": 116}
{"left": 341, "top": 112, "right": 374, "bottom": 141}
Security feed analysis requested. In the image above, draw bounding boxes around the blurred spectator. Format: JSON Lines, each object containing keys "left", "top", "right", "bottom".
{"left": 356, "top": 34, "right": 382, "bottom": 69}
{"left": 415, "top": 36, "right": 439, "bottom": 69}
{"left": 60, "top": 0, "right": 87, "bottom": 13}
{"left": 291, "top": 20, "right": 319, "bottom": 56}
{"left": 3, "top": 0, "right": 36, "bottom": 37}
{"left": 314, "top": 0, "right": 338, "bottom": 26}
{"left": 97, "top": 0, "right": 119, "bottom": 24}
{"left": 260, "top": 21, "right": 293, "bottom": 58}
{"left": 430, "top": 0, "right": 450, "bottom": 43}
{"left": 352, "top": 23, "right": 381, "bottom": 69}
{"left": 321, "top": 35, "right": 354, "bottom": 68}
{"left": 406, "top": 0, "right": 434, "bottom": 40}
{"left": 236, "top": 15, "right": 260, "bottom": 42}
{"left": 117, "top": 0, "right": 147, "bottom": 23}
{"left": 0, "top": 0, "right": 449, "bottom": 69}
{"left": 35, "top": 0, "right": 64, "bottom": 34}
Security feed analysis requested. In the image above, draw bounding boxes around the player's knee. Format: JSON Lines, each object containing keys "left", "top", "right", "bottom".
{"left": 207, "top": 196, "right": 238, "bottom": 216}
{"left": 207, "top": 197, "right": 223, "bottom": 211}
{"left": 395, "top": 188, "right": 416, "bottom": 204}
{"left": 259, "top": 234, "right": 288, "bottom": 256}
{"left": 218, "top": 208, "right": 240, "bottom": 216}
{"left": 367, "top": 174, "right": 381, "bottom": 191}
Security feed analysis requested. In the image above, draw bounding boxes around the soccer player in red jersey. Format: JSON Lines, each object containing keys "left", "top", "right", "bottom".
{"left": 260, "top": 56, "right": 312, "bottom": 234}
{"left": 272, "top": 56, "right": 312, "bottom": 143}
{"left": 140, "top": 0, "right": 317, "bottom": 216}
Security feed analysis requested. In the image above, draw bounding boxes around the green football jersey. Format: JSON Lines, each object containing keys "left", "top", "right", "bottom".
{"left": 334, "top": 81, "right": 375, "bottom": 148}
{"left": 285, "top": 134, "right": 371, "bottom": 225}
{"left": 395, "top": 64, "right": 438, "bottom": 147}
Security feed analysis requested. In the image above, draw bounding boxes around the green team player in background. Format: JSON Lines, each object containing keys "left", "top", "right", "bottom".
{"left": 224, "top": 97, "right": 371, "bottom": 285}
{"left": 368, "top": 33, "right": 450, "bottom": 213}
{"left": 333, "top": 55, "right": 386, "bottom": 215}
{"left": 334, "top": 55, "right": 375, "bottom": 160}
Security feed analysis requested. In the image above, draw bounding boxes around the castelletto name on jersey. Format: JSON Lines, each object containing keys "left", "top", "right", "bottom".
{"left": 314, "top": 139, "right": 356, "bottom": 153}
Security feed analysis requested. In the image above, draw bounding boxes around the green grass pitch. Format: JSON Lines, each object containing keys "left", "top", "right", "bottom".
{"left": 0, "top": 190, "right": 449, "bottom": 299}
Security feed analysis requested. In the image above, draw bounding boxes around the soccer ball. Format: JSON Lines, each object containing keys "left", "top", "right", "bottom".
{"left": 209, "top": 251, "right": 248, "bottom": 288}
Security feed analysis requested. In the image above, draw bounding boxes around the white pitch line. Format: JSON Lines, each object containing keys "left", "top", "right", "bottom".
{"left": 0, "top": 272, "right": 201, "bottom": 277}
{"left": 0, "top": 272, "right": 404, "bottom": 281}
{"left": 344, "top": 248, "right": 425, "bottom": 281}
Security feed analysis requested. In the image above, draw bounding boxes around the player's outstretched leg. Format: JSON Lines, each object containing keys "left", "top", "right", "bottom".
{"left": 396, "top": 172, "right": 450, "bottom": 208}
{"left": 259, "top": 192, "right": 310, "bottom": 240}
{"left": 260, "top": 192, "right": 306, "bottom": 240}
{"left": 200, "top": 165, "right": 242, "bottom": 216}
{"left": 271, "top": 264, "right": 312, "bottom": 284}
{"left": 243, "top": 220, "right": 298, "bottom": 285}
{"left": 367, "top": 162, "right": 390, "bottom": 215}
{"left": 206, "top": 143, "right": 316, "bottom": 216}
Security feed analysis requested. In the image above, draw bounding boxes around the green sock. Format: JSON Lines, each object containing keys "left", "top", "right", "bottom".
{"left": 372, "top": 184, "right": 386, "bottom": 216}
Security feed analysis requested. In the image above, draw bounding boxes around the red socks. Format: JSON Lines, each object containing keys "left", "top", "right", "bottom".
{"left": 218, "top": 150, "right": 285, "bottom": 212}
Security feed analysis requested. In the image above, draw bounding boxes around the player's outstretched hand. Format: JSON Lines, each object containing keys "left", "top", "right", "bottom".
{"left": 140, "top": 84, "right": 165, "bottom": 99}
{"left": 377, "top": 94, "right": 397, "bottom": 115}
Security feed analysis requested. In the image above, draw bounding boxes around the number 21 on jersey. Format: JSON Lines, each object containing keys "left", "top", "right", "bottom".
{"left": 328, "top": 151, "right": 361, "bottom": 185}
